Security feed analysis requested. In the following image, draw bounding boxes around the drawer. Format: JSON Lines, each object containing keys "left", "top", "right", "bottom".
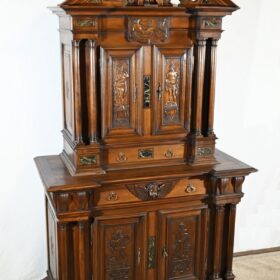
{"left": 107, "top": 144, "right": 184, "bottom": 165}
{"left": 94, "top": 178, "right": 206, "bottom": 207}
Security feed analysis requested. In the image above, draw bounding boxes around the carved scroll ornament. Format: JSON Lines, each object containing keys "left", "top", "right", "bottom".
{"left": 127, "top": 17, "right": 169, "bottom": 44}
{"left": 126, "top": 181, "right": 175, "bottom": 200}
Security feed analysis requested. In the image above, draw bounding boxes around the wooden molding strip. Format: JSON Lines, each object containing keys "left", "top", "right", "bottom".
{"left": 234, "top": 246, "right": 280, "bottom": 258}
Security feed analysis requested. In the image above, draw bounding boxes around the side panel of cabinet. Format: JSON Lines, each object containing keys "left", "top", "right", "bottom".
{"left": 93, "top": 213, "right": 147, "bottom": 280}
{"left": 153, "top": 47, "right": 191, "bottom": 135}
{"left": 157, "top": 208, "right": 208, "bottom": 280}
{"left": 100, "top": 47, "right": 143, "bottom": 139}
{"left": 62, "top": 43, "right": 75, "bottom": 141}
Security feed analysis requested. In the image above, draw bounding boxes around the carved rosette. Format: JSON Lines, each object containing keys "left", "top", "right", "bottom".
{"left": 127, "top": 17, "right": 170, "bottom": 44}
{"left": 126, "top": 181, "right": 176, "bottom": 200}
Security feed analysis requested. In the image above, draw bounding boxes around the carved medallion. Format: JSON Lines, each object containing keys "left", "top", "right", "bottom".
{"left": 164, "top": 60, "right": 180, "bottom": 123}
{"left": 106, "top": 230, "right": 130, "bottom": 280}
{"left": 113, "top": 59, "right": 130, "bottom": 127}
{"left": 202, "top": 17, "right": 222, "bottom": 29}
{"left": 197, "top": 147, "right": 213, "bottom": 156}
{"left": 170, "top": 222, "right": 192, "bottom": 277}
{"left": 127, "top": 17, "right": 169, "bottom": 44}
{"left": 126, "top": 181, "right": 175, "bottom": 200}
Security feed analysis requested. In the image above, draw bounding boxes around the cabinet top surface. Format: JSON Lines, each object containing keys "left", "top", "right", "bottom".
{"left": 35, "top": 149, "right": 256, "bottom": 192}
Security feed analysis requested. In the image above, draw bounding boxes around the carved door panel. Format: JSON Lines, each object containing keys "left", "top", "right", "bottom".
{"left": 93, "top": 213, "right": 147, "bottom": 280}
{"left": 153, "top": 47, "right": 191, "bottom": 135}
{"left": 100, "top": 47, "right": 143, "bottom": 139}
{"left": 157, "top": 208, "right": 207, "bottom": 280}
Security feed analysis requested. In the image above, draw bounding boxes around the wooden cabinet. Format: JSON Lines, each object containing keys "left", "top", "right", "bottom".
{"left": 36, "top": 0, "right": 257, "bottom": 279}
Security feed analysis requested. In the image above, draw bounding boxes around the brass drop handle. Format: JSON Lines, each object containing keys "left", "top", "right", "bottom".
{"left": 185, "top": 184, "right": 197, "bottom": 193}
{"left": 162, "top": 247, "right": 168, "bottom": 258}
{"left": 107, "top": 192, "right": 119, "bottom": 201}
{"left": 157, "top": 82, "right": 162, "bottom": 100}
{"left": 137, "top": 248, "right": 141, "bottom": 265}
{"left": 134, "top": 86, "right": 138, "bottom": 103}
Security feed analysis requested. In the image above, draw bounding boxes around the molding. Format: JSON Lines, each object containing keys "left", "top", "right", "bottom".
{"left": 234, "top": 247, "right": 280, "bottom": 258}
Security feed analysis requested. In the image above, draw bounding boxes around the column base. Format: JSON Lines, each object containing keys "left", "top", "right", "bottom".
{"left": 224, "top": 272, "right": 235, "bottom": 280}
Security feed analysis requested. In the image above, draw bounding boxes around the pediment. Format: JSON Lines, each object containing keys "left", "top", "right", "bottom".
{"left": 60, "top": 0, "right": 238, "bottom": 8}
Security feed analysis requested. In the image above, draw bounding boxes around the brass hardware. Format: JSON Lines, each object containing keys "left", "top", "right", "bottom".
{"left": 185, "top": 184, "right": 197, "bottom": 193}
{"left": 144, "top": 76, "right": 151, "bottom": 108}
{"left": 80, "top": 155, "right": 97, "bottom": 165}
{"left": 165, "top": 150, "right": 174, "bottom": 158}
{"left": 138, "top": 149, "right": 154, "bottom": 159}
{"left": 148, "top": 237, "right": 156, "bottom": 269}
{"left": 134, "top": 86, "right": 137, "bottom": 103}
{"left": 162, "top": 247, "right": 168, "bottom": 258}
{"left": 116, "top": 152, "right": 127, "bottom": 162}
{"left": 137, "top": 248, "right": 141, "bottom": 265}
{"left": 107, "top": 192, "right": 119, "bottom": 201}
{"left": 197, "top": 147, "right": 213, "bottom": 156}
{"left": 157, "top": 82, "right": 162, "bottom": 100}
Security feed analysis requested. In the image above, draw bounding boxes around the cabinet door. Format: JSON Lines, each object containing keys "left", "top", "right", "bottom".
{"left": 93, "top": 213, "right": 147, "bottom": 280}
{"left": 100, "top": 47, "right": 143, "bottom": 139}
{"left": 157, "top": 208, "right": 207, "bottom": 280}
{"left": 153, "top": 47, "right": 191, "bottom": 135}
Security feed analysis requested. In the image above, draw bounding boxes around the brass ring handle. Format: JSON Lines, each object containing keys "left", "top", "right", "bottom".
{"left": 165, "top": 150, "right": 174, "bottom": 158}
{"left": 107, "top": 192, "right": 119, "bottom": 201}
{"left": 116, "top": 152, "right": 127, "bottom": 162}
{"left": 185, "top": 184, "right": 197, "bottom": 193}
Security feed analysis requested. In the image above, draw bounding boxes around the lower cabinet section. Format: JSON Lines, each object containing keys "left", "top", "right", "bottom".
{"left": 93, "top": 213, "right": 148, "bottom": 280}
{"left": 91, "top": 207, "right": 207, "bottom": 280}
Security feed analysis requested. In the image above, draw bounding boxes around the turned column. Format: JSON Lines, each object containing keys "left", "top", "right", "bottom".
{"left": 193, "top": 39, "right": 207, "bottom": 136}
{"left": 208, "top": 39, "right": 218, "bottom": 136}
{"left": 85, "top": 40, "right": 98, "bottom": 144}
{"left": 57, "top": 223, "right": 70, "bottom": 280}
{"left": 72, "top": 40, "right": 83, "bottom": 145}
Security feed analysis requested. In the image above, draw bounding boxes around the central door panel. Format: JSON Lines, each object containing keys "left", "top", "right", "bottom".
{"left": 153, "top": 47, "right": 191, "bottom": 135}
{"left": 100, "top": 47, "right": 143, "bottom": 139}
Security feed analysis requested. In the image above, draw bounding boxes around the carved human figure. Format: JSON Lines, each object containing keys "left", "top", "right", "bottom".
{"left": 165, "top": 63, "right": 179, "bottom": 103}
{"left": 114, "top": 65, "right": 129, "bottom": 108}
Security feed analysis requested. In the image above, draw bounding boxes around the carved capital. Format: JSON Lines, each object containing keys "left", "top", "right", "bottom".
{"left": 53, "top": 191, "right": 91, "bottom": 214}
{"left": 232, "top": 176, "right": 245, "bottom": 194}
{"left": 211, "top": 177, "right": 230, "bottom": 195}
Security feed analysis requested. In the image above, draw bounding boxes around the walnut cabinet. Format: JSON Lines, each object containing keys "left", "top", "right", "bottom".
{"left": 35, "top": 0, "right": 257, "bottom": 279}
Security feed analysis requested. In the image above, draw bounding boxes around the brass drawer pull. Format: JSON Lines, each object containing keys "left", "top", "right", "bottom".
{"left": 165, "top": 150, "right": 174, "bottom": 158}
{"left": 185, "top": 184, "right": 197, "bottom": 193}
{"left": 107, "top": 192, "right": 119, "bottom": 201}
{"left": 116, "top": 152, "right": 127, "bottom": 162}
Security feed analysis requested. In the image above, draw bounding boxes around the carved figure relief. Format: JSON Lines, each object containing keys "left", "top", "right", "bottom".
{"left": 113, "top": 60, "right": 130, "bottom": 127}
{"left": 170, "top": 222, "right": 192, "bottom": 277}
{"left": 164, "top": 60, "right": 180, "bottom": 123}
{"left": 106, "top": 229, "right": 130, "bottom": 280}
{"left": 127, "top": 17, "right": 169, "bottom": 44}
{"left": 126, "top": 181, "right": 175, "bottom": 200}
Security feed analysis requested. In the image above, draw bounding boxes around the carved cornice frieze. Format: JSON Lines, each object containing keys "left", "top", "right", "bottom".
{"left": 127, "top": 17, "right": 170, "bottom": 44}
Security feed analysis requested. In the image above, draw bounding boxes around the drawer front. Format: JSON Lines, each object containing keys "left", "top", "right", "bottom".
{"left": 94, "top": 178, "right": 205, "bottom": 207}
{"left": 108, "top": 144, "right": 184, "bottom": 165}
